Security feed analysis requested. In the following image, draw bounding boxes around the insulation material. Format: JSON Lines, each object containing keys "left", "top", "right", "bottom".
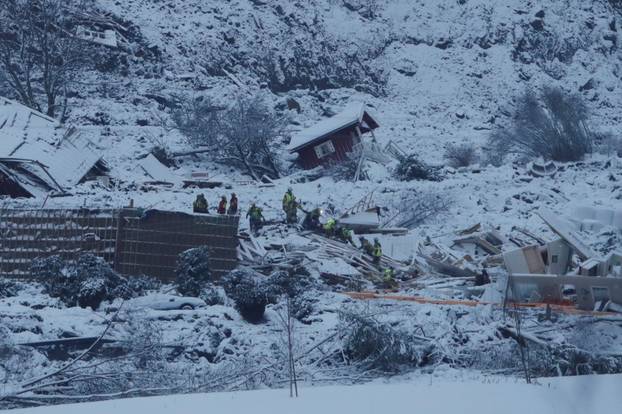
{"left": 340, "top": 209, "right": 380, "bottom": 230}
{"left": 503, "top": 245, "right": 546, "bottom": 275}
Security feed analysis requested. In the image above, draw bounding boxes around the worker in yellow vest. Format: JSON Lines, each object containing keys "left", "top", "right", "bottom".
{"left": 323, "top": 218, "right": 336, "bottom": 237}
{"left": 372, "top": 238, "right": 382, "bottom": 265}
{"left": 282, "top": 188, "right": 297, "bottom": 224}
{"left": 193, "top": 194, "right": 208, "bottom": 214}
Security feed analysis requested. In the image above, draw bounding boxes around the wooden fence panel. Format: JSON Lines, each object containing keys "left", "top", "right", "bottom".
{"left": 0, "top": 208, "right": 239, "bottom": 281}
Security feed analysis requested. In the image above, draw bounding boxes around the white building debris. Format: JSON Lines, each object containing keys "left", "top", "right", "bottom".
{"left": 0, "top": 97, "right": 107, "bottom": 198}
{"left": 76, "top": 26, "right": 118, "bottom": 47}
{"left": 134, "top": 154, "right": 181, "bottom": 186}
{"left": 505, "top": 208, "right": 622, "bottom": 311}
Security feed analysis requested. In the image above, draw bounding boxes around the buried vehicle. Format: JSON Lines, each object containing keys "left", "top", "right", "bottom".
{"left": 127, "top": 294, "right": 208, "bottom": 311}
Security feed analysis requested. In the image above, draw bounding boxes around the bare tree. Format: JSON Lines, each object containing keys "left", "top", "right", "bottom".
{"left": 384, "top": 190, "right": 453, "bottom": 229}
{"left": 174, "top": 94, "right": 287, "bottom": 180}
{"left": 324, "top": 146, "right": 367, "bottom": 181}
{"left": 171, "top": 97, "right": 223, "bottom": 145}
{"left": 511, "top": 305, "right": 532, "bottom": 384}
{"left": 444, "top": 143, "right": 478, "bottom": 168}
{"left": 0, "top": 0, "right": 91, "bottom": 118}
{"left": 275, "top": 297, "right": 298, "bottom": 397}
{"left": 489, "top": 87, "right": 593, "bottom": 162}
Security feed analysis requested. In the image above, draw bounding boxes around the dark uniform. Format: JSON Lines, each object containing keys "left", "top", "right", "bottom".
{"left": 359, "top": 237, "right": 374, "bottom": 256}
{"left": 302, "top": 208, "right": 322, "bottom": 231}
{"left": 193, "top": 194, "right": 208, "bottom": 214}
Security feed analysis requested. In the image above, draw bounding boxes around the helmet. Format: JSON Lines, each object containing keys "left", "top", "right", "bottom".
{"left": 287, "top": 187, "right": 293, "bottom": 192}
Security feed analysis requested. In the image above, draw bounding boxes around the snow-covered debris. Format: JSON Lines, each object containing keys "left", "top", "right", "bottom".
{"left": 134, "top": 154, "right": 181, "bottom": 185}
{"left": 0, "top": 97, "right": 106, "bottom": 197}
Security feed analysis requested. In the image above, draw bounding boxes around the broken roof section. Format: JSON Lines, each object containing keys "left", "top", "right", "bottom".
{"left": 134, "top": 154, "right": 182, "bottom": 186}
{"left": 538, "top": 209, "right": 597, "bottom": 260}
{"left": 287, "top": 102, "right": 379, "bottom": 152}
{"left": 0, "top": 96, "right": 106, "bottom": 197}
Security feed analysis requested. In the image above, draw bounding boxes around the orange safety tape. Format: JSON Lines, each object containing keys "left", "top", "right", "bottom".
{"left": 343, "top": 292, "right": 617, "bottom": 317}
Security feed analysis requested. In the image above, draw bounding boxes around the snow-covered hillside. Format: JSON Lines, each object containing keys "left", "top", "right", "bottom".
{"left": 70, "top": 0, "right": 622, "bottom": 157}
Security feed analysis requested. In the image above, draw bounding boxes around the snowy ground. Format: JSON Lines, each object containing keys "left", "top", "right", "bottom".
{"left": 2, "top": 0, "right": 622, "bottom": 409}
{"left": 9, "top": 374, "right": 622, "bottom": 414}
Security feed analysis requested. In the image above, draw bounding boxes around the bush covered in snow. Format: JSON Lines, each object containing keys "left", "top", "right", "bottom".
{"left": 339, "top": 307, "right": 431, "bottom": 372}
{"left": 222, "top": 269, "right": 277, "bottom": 323}
{"left": 116, "top": 274, "right": 161, "bottom": 299}
{"left": 267, "top": 269, "right": 318, "bottom": 321}
{"left": 394, "top": 154, "right": 443, "bottom": 181}
{"left": 31, "top": 254, "right": 129, "bottom": 309}
{"left": 187, "top": 318, "right": 226, "bottom": 363}
{"left": 176, "top": 246, "right": 213, "bottom": 297}
{"left": 200, "top": 284, "right": 225, "bottom": 306}
{"left": 444, "top": 143, "right": 478, "bottom": 168}
{"left": 122, "top": 311, "right": 165, "bottom": 370}
{"left": 0, "top": 279, "right": 19, "bottom": 298}
{"left": 489, "top": 87, "right": 593, "bottom": 162}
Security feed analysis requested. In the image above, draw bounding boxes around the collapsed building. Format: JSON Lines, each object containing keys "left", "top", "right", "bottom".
{"left": 0, "top": 97, "right": 107, "bottom": 198}
{"left": 505, "top": 208, "right": 622, "bottom": 311}
{"left": 288, "top": 102, "right": 381, "bottom": 170}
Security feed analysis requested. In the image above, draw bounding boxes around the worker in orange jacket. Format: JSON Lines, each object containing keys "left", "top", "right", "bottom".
{"left": 228, "top": 193, "right": 238, "bottom": 215}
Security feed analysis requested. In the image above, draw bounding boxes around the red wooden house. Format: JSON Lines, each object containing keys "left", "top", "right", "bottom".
{"left": 288, "top": 102, "right": 380, "bottom": 169}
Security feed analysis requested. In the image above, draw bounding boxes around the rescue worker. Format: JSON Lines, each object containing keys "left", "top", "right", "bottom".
{"left": 383, "top": 267, "right": 398, "bottom": 290}
{"left": 323, "top": 217, "right": 337, "bottom": 237}
{"left": 246, "top": 203, "right": 264, "bottom": 234}
{"left": 282, "top": 188, "right": 297, "bottom": 224}
{"left": 287, "top": 199, "right": 298, "bottom": 224}
{"left": 338, "top": 226, "right": 354, "bottom": 246}
{"left": 217, "top": 196, "right": 227, "bottom": 214}
{"left": 476, "top": 266, "right": 491, "bottom": 286}
{"left": 359, "top": 236, "right": 374, "bottom": 256}
{"left": 193, "top": 194, "right": 208, "bottom": 214}
{"left": 302, "top": 208, "right": 322, "bottom": 231}
{"left": 228, "top": 193, "right": 238, "bottom": 215}
{"left": 372, "top": 238, "right": 382, "bottom": 265}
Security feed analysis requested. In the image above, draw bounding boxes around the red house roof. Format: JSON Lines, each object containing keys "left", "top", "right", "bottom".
{"left": 288, "top": 102, "right": 379, "bottom": 153}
